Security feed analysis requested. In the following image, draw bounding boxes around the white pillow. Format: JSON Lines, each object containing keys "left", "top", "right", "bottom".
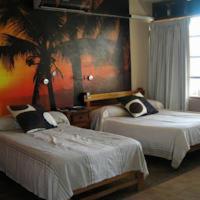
{"left": 48, "top": 111, "right": 70, "bottom": 125}
{"left": 101, "top": 105, "right": 130, "bottom": 118}
{"left": 90, "top": 105, "right": 129, "bottom": 131}
{"left": 134, "top": 92, "right": 144, "bottom": 97}
{"left": 91, "top": 105, "right": 130, "bottom": 119}
{"left": 147, "top": 99, "right": 164, "bottom": 110}
{"left": 0, "top": 115, "right": 21, "bottom": 131}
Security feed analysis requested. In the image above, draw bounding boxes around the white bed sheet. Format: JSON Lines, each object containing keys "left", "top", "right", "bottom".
{"left": 0, "top": 124, "right": 148, "bottom": 200}
{"left": 91, "top": 109, "right": 200, "bottom": 168}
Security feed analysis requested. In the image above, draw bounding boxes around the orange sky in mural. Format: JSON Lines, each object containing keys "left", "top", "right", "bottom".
{"left": 0, "top": 57, "right": 34, "bottom": 115}
{"left": 81, "top": 54, "right": 119, "bottom": 78}
{"left": 81, "top": 54, "right": 119, "bottom": 92}
{"left": 0, "top": 26, "right": 38, "bottom": 113}
{"left": 0, "top": 59, "right": 34, "bottom": 94}
{"left": 0, "top": 54, "right": 74, "bottom": 115}
{"left": 0, "top": 50, "right": 120, "bottom": 115}
{"left": 53, "top": 55, "right": 73, "bottom": 91}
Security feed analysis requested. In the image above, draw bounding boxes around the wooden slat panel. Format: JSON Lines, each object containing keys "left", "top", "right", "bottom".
{"left": 80, "top": 180, "right": 137, "bottom": 200}
{"left": 73, "top": 171, "right": 144, "bottom": 200}
{"left": 84, "top": 88, "right": 145, "bottom": 108}
{"left": 84, "top": 91, "right": 134, "bottom": 103}
{"left": 189, "top": 144, "right": 200, "bottom": 152}
{"left": 74, "top": 171, "right": 136, "bottom": 195}
{"left": 136, "top": 172, "right": 144, "bottom": 190}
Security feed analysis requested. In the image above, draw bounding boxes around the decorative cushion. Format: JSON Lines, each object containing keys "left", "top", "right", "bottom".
{"left": 48, "top": 111, "right": 70, "bottom": 125}
{"left": 118, "top": 95, "right": 158, "bottom": 118}
{"left": 7, "top": 104, "right": 57, "bottom": 133}
{"left": 124, "top": 99, "right": 148, "bottom": 117}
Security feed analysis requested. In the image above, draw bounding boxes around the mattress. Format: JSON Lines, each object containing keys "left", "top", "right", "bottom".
{"left": 91, "top": 109, "right": 200, "bottom": 168}
{"left": 0, "top": 124, "right": 148, "bottom": 200}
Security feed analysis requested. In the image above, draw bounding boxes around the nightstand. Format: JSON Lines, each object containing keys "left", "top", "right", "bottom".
{"left": 62, "top": 109, "right": 90, "bottom": 129}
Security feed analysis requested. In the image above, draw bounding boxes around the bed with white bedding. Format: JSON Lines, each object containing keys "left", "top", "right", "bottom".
{"left": 90, "top": 105, "right": 200, "bottom": 169}
{"left": 0, "top": 120, "right": 148, "bottom": 200}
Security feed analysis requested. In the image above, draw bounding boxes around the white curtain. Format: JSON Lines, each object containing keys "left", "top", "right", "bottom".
{"left": 148, "top": 19, "right": 190, "bottom": 111}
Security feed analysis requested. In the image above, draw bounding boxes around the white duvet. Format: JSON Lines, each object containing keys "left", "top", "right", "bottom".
{"left": 0, "top": 124, "right": 148, "bottom": 200}
{"left": 91, "top": 108, "right": 200, "bottom": 168}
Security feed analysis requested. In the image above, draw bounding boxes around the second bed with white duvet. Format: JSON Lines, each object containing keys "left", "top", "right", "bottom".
{"left": 90, "top": 105, "right": 200, "bottom": 168}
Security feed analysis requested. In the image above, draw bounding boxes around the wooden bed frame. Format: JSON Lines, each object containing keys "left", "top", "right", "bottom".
{"left": 84, "top": 89, "right": 144, "bottom": 108}
{"left": 72, "top": 171, "right": 144, "bottom": 200}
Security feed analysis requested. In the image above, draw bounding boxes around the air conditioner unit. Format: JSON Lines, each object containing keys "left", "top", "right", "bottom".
{"left": 34, "top": 0, "right": 91, "bottom": 11}
{"left": 34, "top": 0, "right": 131, "bottom": 19}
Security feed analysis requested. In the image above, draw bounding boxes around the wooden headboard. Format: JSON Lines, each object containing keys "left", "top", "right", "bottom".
{"left": 84, "top": 88, "right": 145, "bottom": 108}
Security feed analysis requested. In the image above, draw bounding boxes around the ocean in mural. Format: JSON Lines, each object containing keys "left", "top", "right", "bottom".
{"left": 0, "top": 0, "right": 131, "bottom": 115}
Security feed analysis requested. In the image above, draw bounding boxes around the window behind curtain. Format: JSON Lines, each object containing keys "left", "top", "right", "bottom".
{"left": 189, "top": 17, "right": 200, "bottom": 97}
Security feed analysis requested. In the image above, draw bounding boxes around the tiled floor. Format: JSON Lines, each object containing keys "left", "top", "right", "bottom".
{"left": 128, "top": 166, "right": 200, "bottom": 200}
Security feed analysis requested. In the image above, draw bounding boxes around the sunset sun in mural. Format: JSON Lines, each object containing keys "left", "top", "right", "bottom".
{"left": 0, "top": 59, "right": 34, "bottom": 90}
{"left": 0, "top": 65, "right": 12, "bottom": 89}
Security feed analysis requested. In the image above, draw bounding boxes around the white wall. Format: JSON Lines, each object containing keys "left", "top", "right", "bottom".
{"left": 130, "top": 0, "right": 152, "bottom": 16}
{"left": 129, "top": 0, "right": 152, "bottom": 93}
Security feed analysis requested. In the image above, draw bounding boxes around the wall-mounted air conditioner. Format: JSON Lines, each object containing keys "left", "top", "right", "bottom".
{"left": 34, "top": 0, "right": 131, "bottom": 19}
{"left": 34, "top": 0, "right": 92, "bottom": 12}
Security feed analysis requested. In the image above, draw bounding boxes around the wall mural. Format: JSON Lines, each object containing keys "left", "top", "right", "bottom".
{"left": 0, "top": 0, "right": 131, "bottom": 115}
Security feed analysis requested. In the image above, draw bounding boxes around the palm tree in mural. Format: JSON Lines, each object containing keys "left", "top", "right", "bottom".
{"left": 54, "top": 13, "right": 116, "bottom": 102}
{"left": 0, "top": 1, "right": 68, "bottom": 109}
{"left": 0, "top": 0, "right": 118, "bottom": 108}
